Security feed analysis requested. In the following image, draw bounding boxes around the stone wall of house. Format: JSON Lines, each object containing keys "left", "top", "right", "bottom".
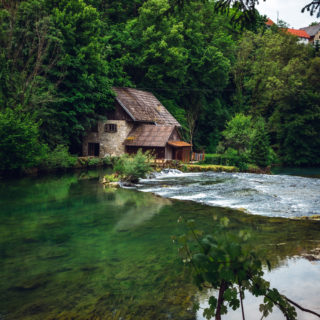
{"left": 82, "top": 120, "right": 134, "bottom": 157}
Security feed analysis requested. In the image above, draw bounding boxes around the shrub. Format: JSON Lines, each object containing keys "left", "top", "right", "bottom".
{"left": 41, "top": 145, "right": 77, "bottom": 170}
{"left": 104, "top": 173, "right": 119, "bottom": 183}
{"left": 267, "top": 147, "right": 279, "bottom": 165}
{"left": 0, "top": 108, "right": 46, "bottom": 173}
{"left": 203, "top": 150, "right": 248, "bottom": 170}
{"left": 250, "top": 118, "right": 271, "bottom": 168}
{"left": 114, "top": 150, "right": 153, "bottom": 183}
{"left": 203, "top": 154, "right": 222, "bottom": 165}
{"left": 87, "top": 157, "right": 101, "bottom": 167}
{"left": 222, "top": 113, "right": 254, "bottom": 153}
{"left": 102, "top": 156, "right": 112, "bottom": 165}
{"left": 215, "top": 141, "right": 225, "bottom": 154}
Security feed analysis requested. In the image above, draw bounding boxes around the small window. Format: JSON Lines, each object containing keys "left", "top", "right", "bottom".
{"left": 105, "top": 123, "right": 117, "bottom": 133}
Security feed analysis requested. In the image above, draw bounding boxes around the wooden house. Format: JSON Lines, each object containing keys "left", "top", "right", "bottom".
{"left": 82, "top": 87, "right": 192, "bottom": 162}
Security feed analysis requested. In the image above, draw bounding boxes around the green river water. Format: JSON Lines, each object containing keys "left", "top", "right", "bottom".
{"left": 0, "top": 169, "right": 319, "bottom": 320}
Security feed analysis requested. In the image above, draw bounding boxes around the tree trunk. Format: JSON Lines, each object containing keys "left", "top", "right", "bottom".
{"left": 215, "top": 281, "right": 227, "bottom": 320}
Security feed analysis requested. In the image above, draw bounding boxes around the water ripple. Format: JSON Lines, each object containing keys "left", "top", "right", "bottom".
{"left": 138, "top": 171, "right": 320, "bottom": 218}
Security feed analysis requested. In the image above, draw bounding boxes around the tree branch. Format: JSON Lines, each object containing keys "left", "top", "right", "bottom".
{"left": 285, "top": 296, "right": 320, "bottom": 318}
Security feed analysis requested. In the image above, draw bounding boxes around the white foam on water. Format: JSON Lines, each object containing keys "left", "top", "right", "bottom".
{"left": 172, "top": 193, "right": 208, "bottom": 200}
{"left": 138, "top": 170, "right": 320, "bottom": 218}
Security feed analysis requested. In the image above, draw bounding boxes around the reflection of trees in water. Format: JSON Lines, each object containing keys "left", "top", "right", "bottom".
{"left": 175, "top": 204, "right": 320, "bottom": 269}
{"left": 105, "top": 188, "right": 172, "bottom": 231}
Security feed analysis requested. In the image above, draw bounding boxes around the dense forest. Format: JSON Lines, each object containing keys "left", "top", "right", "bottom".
{"left": 0, "top": 0, "right": 320, "bottom": 172}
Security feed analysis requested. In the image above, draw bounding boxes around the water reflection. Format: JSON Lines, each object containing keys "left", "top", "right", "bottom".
{"left": 197, "top": 258, "right": 320, "bottom": 320}
{"left": 109, "top": 189, "right": 171, "bottom": 231}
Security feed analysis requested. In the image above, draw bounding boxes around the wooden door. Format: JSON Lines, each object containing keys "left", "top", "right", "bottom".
{"left": 88, "top": 143, "right": 100, "bottom": 156}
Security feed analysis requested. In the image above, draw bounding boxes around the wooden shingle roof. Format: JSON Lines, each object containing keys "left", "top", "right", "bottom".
{"left": 124, "top": 125, "right": 176, "bottom": 147}
{"left": 113, "top": 87, "right": 180, "bottom": 126}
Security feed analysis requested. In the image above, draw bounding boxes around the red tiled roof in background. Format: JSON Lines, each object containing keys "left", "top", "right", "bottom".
{"left": 285, "top": 28, "right": 311, "bottom": 39}
{"left": 266, "top": 18, "right": 275, "bottom": 26}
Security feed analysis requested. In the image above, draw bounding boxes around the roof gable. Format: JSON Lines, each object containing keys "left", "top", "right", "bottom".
{"left": 112, "top": 87, "right": 180, "bottom": 126}
{"left": 300, "top": 23, "right": 320, "bottom": 37}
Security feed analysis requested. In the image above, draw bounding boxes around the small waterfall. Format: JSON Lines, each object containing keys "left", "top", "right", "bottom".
{"left": 138, "top": 171, "right": 320, "bottom": 218}
{"left": 147, "top": 168, "right": 184, "bottom": 179}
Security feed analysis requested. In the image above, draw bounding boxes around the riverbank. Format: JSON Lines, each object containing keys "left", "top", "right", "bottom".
{"left": 1, "top": 156, "right": 114, "bottom": 179}
{"left": 4, "top": 154, "right": 318, "bottom": 180}
{"left": 150, "top": 160, "right": 270, "bottom": 174}
{"left": 180, "top": 163, "right": 271, "bottom": 174}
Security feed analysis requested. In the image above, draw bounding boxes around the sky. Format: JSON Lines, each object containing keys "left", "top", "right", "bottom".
{"left": 256, "top": 0, "right": 320, "bottom": 29}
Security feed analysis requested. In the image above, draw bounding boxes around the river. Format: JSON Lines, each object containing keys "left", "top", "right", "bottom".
{"left": 0, "top": 169, "right": 319, "bottom": 319}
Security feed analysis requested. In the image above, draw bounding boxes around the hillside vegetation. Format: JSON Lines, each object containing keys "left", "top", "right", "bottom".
{"left": 1, "top": 0, "right": 319, "bottom": 173}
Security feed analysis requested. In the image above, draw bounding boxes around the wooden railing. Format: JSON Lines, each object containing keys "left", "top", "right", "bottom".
{"left": 191, "top": 152, "right": 205, "bottom": 162}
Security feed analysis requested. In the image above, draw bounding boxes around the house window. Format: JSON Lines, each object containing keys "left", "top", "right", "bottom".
{"left": 105, "top": 123, "right": 117, "bottom": 133}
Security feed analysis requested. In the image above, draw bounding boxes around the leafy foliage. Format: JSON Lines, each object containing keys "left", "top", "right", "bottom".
{"left": 213, "top": 0, "right": 320, "bottom": 23}
{"left": 203, "top": 151, "right": 248, "bottom": 171}
{"left": 117, "top": 0, "right": 235, "bottom": 147}
{"left": 0, "top": 108, "right": 46, "bottom": 173}
{"left": 1, "top": 0, "right": 319, "bottom": 172}
{"left": 104, "top": 173, "right": 120, "bottom": 183}
{"left": 40, "top": 145, "right": 77, "bottom": 170}
{"left": 233, "top": 29, "right": 320, "bottom": 165}
{"left": 174, "top": 217, "right": 298, "bottom": 320}
{"left": 222, "top": 114, "right": 253, "bottom": 153}
{"left": 114, "top": 149, "right": 153, "bottom": 183}
{"left": 0, "top": 0, "right": 115, "bottom": 151}
{"left": 250, "top": 117, "right": 271, "bottom": 167}
{"left": 302, "top": 1, "right": 320, "bottom": 18}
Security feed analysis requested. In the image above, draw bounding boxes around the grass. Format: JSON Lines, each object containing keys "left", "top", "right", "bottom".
{"left": 295, "top": 215, "right": 320, "bottom": 221}
{"left": 182, "top": 164, "right": 239, "bottom": 173}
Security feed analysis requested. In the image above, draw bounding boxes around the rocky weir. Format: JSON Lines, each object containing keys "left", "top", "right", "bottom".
{"left": 137, "top": 169, "right": 320, "bottom": 218}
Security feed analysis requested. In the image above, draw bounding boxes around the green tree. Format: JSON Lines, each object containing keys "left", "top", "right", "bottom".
{"left": 118, "top": 0, "right": 235, "bottom": 148}
{"left": 233, "top": 29, "right": 320, "bottom": 165}
{"left": 0, "top": 0, "right": 115, "bottom": 151}
{"left": 42, "top": 0, "right": 114, "bottom": 149}
{"left": 222, "top": 113, "right": 253, "bottom": 153}
{"left": 250, "top": 117, "right": 271, "bottom": 167}
{"left": 0, "top": 0, "right": 62, "bottom": 110}
{"left": 0, "top": 108, "right": 46, "bottom": 172}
